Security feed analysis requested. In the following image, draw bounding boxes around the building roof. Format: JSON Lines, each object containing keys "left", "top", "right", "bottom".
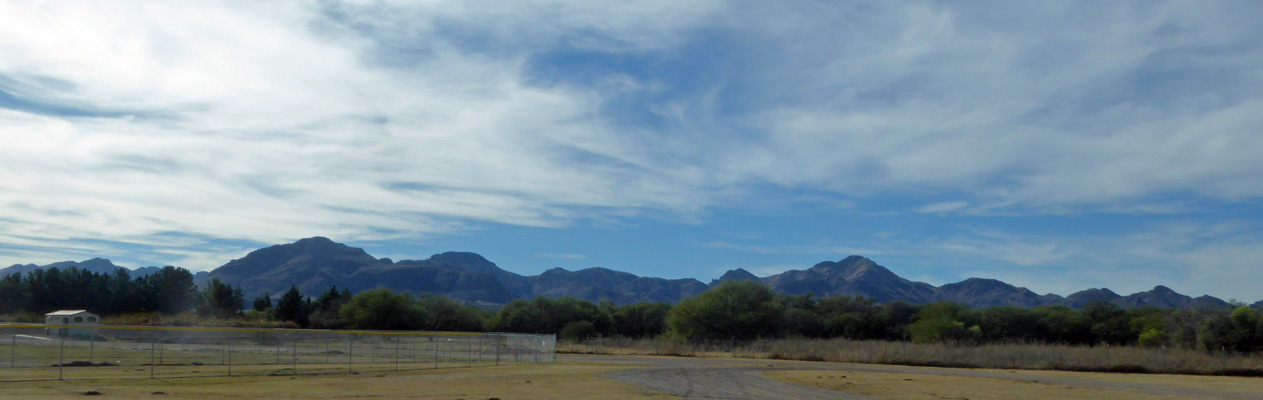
{"left": 45, "top": 310, "right": 94, "bottom": 316}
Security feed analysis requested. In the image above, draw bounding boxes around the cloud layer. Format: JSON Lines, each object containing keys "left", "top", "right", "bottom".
{"left": 2, "top": 1, "right": 1261, "bottom": 299}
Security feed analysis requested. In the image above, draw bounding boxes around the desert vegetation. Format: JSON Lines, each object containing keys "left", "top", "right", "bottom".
{"left": 560, "top": 336, "right": 1263, "bottom": 376}
{"left": 4, "top": 268, "right": 1262, "bottom": 376}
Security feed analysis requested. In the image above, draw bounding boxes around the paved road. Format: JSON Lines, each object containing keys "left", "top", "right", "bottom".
{"left": 566, "top": 354, "right": 1263, "bottom": 400}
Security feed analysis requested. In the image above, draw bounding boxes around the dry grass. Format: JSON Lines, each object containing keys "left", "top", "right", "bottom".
{"left": 99, "top": 312, "right": 299, "bottom": 328}
{"left": 766, "top": 369, "right": 1198, "bottom": 400}
{"left": 0, "top": 361, "right": 674, "bottom": 400}
{"left": 1006, "top": 369, "right": 1263, "bottom": 394}
{"left": 560, "top": 337, "right": 1263, "bottom": 376}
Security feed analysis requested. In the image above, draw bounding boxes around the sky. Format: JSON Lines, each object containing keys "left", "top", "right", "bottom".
{"left": 1, "top": 1, "right": 1262, "bottom": 301}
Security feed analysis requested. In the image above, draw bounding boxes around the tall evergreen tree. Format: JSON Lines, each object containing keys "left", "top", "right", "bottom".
{"left": 252, "top": 293, "right": 272, "bottom": 312}
{"left": 275, "top": 286, "right": 307, "bottom": 326}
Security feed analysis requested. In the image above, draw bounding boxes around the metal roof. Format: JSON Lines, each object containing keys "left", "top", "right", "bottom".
{"left": 45, "top": 310, "right": 94, "bottom": 316}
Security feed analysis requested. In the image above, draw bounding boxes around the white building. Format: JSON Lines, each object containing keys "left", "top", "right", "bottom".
{"left": 44, "top": 310, "right": 100, "bottom": 338}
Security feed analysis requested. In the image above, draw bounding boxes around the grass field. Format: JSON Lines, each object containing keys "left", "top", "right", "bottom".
{"left": 765, "top": 369, "right": 1261, "bottom": 400}
{"left": 561, "top": 337, "right": 1263, "bottom": 376}
{"left": 0, "top": 361, "right": 673, "bottom": 400}
{"left": 4, "top": 355, "right": 1262, "bottom": 399}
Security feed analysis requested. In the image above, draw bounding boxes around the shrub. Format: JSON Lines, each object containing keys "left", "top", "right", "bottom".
{"left": 667, "top": 281, "right": 782, "bottom": 341}
{"left": 560, "top": 320, "right": 597, "bottom": 342}
{"left": 338, "top": 288, "right": 421, "bottom": 330}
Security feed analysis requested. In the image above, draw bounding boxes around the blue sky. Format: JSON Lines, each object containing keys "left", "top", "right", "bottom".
{"left": 2, "top": 1, "right": 1262, "bottom": 301}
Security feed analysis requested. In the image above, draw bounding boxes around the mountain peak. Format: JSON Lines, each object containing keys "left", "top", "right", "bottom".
{"left": 714, "top": 268, "right": 759, "bottom": 285}
{"left": 946, "top": 277, "right": 1014, "bottom": 289}
{"left": 839, "top": 255, "right": 872, "bottom": 264}
{"left": 293, "top": 236, "right": 339, "bottom": 247}
{"left": 429, "top": 252, "right": 492, "bottom": 266}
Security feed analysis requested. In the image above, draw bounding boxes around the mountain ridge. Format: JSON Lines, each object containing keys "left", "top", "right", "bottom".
{"left": 1, "top": 258, "right": 209, "bottom": 282}
{"left": 3, "top": 237, "right": 1242, "bottom": 309}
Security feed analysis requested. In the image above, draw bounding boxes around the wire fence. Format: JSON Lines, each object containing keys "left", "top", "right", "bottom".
{"left": 0, "top": 323, "right": 556, "bottom": 382}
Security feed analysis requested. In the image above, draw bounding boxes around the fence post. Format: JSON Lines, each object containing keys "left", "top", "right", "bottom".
{"left": 291, "top": 338, "right": 297, "bottom": 376}
{"left": 57, "top": 326, "right": 65, "bottom": 380}
{"left": 227, "top": 343, "right": 232, "bottom": 377}
{"left": 10, "top": 331, "right": 15, "bottom": 368}
{"left": 495, "top": 335, "right": 501, "bottom": 366}
{"left": 468, "top": 335, "right": 472, "bottom": 367}
{"left": 1223, "top": 346, "right": 1228, "bottom": 373}
{"left": 347, "top": 333, "right": 353, "bottom": 374}
{"left": 433, "top": 337, "right": 439, "bottom": 369}
{"left": 150, "top": 331, "right": 156, "bottom": 379}
{"left": 394, "top": 338, "right": 400, "bottom": 371}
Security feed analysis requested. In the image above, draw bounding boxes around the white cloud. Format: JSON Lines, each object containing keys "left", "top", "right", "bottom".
{"left": 916, "top": 201, "right": 970, "bottom": 214}
{"left": 0, "top": 1, "right": 726, "bottom": 269}
{"left": 1, "top": 0, "right": 1261, "bottom": 281}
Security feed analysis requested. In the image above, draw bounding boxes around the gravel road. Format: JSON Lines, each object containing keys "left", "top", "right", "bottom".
{"left": 599, "top": 356, "right": 873, "bottom": 400}
{"left": 567, "top": 354, "right": 1263, "bottom": 400}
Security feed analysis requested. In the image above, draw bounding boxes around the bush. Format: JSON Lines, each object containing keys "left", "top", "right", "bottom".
{"left": 1138, "top": 328, "right": 1168, "bottom": 347}
{"left": 560, "top": 320, "right": 597, "bottom": 341}
{"left": 667, "top": 281, "right": 782, "bottom": 341}
{"left": 611, "top": 303, "right": 671, "bottom": 338}
{"left": 338, "top": 288, "right": 421, "bottom": 330}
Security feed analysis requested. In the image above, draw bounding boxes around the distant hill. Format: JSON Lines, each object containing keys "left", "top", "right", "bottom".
{"left": 761, "top": 256, "right": 937, "bottom": 303}
{"left": 935, "top": 278, "right": 1062, "bottom": 309}
{"left": 0, "top": 258, "right": 209, "bottom": 283}
{"left": 204, "top": 237, "right": 706, "bottom": 305}
{"left": 1, "top": 258, "right": 124, "bottom": 276}
{"left": 6, "top": 237, "right": 1245, "bottom": 309}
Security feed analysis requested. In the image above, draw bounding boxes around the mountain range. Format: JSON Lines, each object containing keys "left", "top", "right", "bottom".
{"left": 0, "top": 258, "right": 210, "bottom": 282}
{"left": 2, "top": 236, "right": 1251, "bottom": 310}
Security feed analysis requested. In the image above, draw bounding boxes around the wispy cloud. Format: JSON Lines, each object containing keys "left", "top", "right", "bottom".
{"left": 702, "top": 241, "right": 887, "bottom": 258}
{"left": 1, "top": 1, "right": 1261, "bottom": 292}
{"left": 916, "top": 201, "right": 970, "bottom": 214}
{"left": 534, "top": 253, "right": 587, "bottom": 260}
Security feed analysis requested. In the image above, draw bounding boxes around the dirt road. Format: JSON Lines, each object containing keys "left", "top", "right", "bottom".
{"left": 600, "top": 355, "right": 871, "bottom": 399}
{"left": 571, "top": 354, "right": 1263, "bottom": 400}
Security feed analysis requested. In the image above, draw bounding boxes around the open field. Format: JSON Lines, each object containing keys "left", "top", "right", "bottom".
{"left": 561, "top": 337, "right": 1263, "bottom": 376}
{"left": 3, "top": 354, "right": 1261, "bottom": 399}
{"left": 766, "top": 369, "right": 1263, "bottom": 400}
{"left": 0, "top": 361, "right": 672, "bottom": 400}
{"left": 1, "top": 324, "right": 554, "bottom": 382}
{"left": 590, "top": 355, "right": 1263, "bottom": 400}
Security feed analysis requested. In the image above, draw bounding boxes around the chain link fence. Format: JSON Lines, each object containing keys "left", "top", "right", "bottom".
{"left": 0, "top": 323, "right": 555, "bottom": 382}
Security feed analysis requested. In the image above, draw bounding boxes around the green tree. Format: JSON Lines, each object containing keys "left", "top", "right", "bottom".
{"left": 611, "top": 303, "right": 671, "bottom": 338}
{"left": 275, "top": 286, "right": 308, "bottom": 326}
{"left": 252, "top": 293, "right": 272, "bottom": 312}
{"left": 559, "top": 320, "right": 597, "bottom": 341}
{"left": 979, "top": 306, "right": 1044, "bottom": 343}
{"left": 908, "top": 302, "right": 980, "bottom": 344}
{"left": 197, "top": 278, "right": 244, "bottom": 318}
{"left": 0, "top": 273, "right": 26, "bottom": 314}
{"left": 667, "top": 281, "right": 783, "bottom": 342}
{"left": 416, "top": 294, "right": 485, "bottom": 332}
{"left": 337, "top": 288, "right": 421, "bottom": 330}
{"left": 491, "top": 297, "right": 610, "bottom": 336}
{"left": 141, "top": 267, "right": 197, "bottom": 314}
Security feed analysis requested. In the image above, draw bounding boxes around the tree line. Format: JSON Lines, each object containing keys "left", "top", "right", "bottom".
{"left": 3, "top": 268, "right": 1260, "bottom": 354}
{"left": 0, "top": 266, "right": 241, "bottom": 317}
{"left": 243, "top": 282, "right": 1263, "bottom": 354}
